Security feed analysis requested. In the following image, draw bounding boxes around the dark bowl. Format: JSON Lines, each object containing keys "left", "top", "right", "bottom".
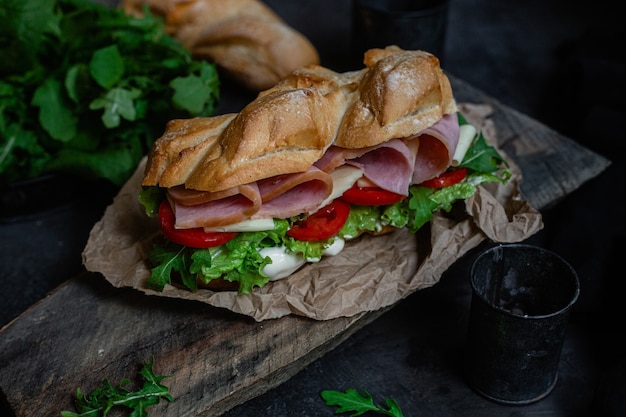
{"left": 0, "top": 174, "right": 118, "bottom": 326}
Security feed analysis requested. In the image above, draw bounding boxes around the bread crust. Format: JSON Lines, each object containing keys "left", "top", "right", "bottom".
{"left": 335, "top": 47, "right": 457, "bottom": 148}
{"left": 120, "top": 0, "right": 320, "bottom": 91}
{"left": 143, "top": 113, "right": 236, "bottom": 188}
{"left": 142, "top": 46, "right": 457, "bottom": 192}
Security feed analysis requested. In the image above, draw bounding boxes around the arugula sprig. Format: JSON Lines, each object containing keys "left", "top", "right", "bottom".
{"left": 321, "top": 388, "right": 404, "bottom": 417}
{"left": 0, "top": 0, "right": 220, "bottom": 186}
{"left": 61, "top": 357, "right": 173, "bottom": 417}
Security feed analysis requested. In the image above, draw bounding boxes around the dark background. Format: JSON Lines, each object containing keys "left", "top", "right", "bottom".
{"left": 1, "top": 0, "right": 625, "bottom": 415}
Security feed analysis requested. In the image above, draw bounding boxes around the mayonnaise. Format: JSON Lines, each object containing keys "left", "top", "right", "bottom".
{"left": 259, "top": 238, "right": 346, "bottom": 281}
{"left": 259, "top": 247, "right": 306, "bottom": 281}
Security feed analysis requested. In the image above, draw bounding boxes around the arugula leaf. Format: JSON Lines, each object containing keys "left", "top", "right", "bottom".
{"left": 148, "top": 242, "right": 196, "bottom": 292}
{"left": 459, "top": 131, "right": 509, "bottom": 173}
{"left": 61, "top": 357, "right": 173, "bottom": 417}
{"left": 321, "top": 388, "right": 404, "bottom": 417}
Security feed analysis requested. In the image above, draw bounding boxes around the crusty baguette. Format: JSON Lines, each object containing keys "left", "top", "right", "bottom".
{"left": 120, "top": 0, "right": 320, "bottom": 91}
{"left": 144, "top": 113, "right": 236, "bottom": 187}
{"left": 142, "top": 46, "right": 457, "bottom": 192}
{"left": 336, "top": 47, "right": 456, "bottom": 148}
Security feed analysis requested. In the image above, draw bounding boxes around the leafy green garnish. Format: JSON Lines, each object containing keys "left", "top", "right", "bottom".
{"left": 61, "top": 357, "right": 173, "bottom": 417}
{"left": 0, "top": 0, "right": 220, "bottom": 186}
{"left": 321, "top": 388, "right": 404, "bottom": 417}
{"left": 459, "top": 131, "right": 508, "bottom": 173}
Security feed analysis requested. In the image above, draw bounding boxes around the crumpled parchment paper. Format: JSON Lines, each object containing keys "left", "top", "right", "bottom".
{"left": 82, "top": 103, "right": 543, "bottom": 321}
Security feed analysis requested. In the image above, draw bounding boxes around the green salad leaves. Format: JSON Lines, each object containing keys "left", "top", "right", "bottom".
{"left": 0, "top": 0, "right": 220, "bottom": 186}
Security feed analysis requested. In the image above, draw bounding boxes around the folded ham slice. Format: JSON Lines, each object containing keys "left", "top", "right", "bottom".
{"left": 253, "top": 167, "right": 333, "bottom": 218}
{"left": 170, "top": 183, "right": 261, "bottom": 228}
{"left": 412, "top": 112, "right": 460, "bottom": 184}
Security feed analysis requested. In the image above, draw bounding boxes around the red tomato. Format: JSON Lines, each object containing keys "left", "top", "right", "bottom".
{"left": 341, "top": 184, "right": 406, "bottom": 206}
{"left": 158, "top": 200, "right": 238, "bottom": 248}
{"left": 420, "top": 167, "right": 468, "bottom": 189}
{"left": 286, "top": 199, "right": 351, "bottom": 242}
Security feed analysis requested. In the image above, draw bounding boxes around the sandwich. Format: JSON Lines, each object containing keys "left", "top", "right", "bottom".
{"left": 138, "top": 46, "right": 511, "bottom": 294}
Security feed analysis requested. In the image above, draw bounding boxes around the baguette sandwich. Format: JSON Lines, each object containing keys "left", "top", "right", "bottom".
{"left": 138, "top": 46, "right": 511, "bottom": 294}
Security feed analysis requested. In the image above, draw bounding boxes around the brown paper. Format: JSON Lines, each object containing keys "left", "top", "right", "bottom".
{"left": 82, "top": 103, "right": 543, "bottom": 321}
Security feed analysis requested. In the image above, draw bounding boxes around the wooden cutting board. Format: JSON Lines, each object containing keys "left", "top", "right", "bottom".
{"left": 0, "top": 77, "right": 610, "bottom": 417}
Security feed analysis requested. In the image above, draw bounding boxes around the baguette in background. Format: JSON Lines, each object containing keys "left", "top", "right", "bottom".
{"left": 121, "top": 0, "right": 320, "bottom": 91}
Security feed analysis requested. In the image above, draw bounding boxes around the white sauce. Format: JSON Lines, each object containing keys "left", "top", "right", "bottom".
{"left": 259, "top": 247, "right": 306, "bottom": 281}
{"left": 323, "top": 237, "right": 345, "bottom": 256}
{"left": 259, "top": 238, "right": 346, "bottom": 281}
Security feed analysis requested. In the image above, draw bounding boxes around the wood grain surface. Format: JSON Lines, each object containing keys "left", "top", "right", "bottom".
{"left": 0, "top": 77, "right": 610, "bottom": 417}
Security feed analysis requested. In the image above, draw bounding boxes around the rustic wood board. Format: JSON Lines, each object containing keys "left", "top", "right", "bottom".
{"left": 0, "top": 77, "right": 610, "bottom": 417}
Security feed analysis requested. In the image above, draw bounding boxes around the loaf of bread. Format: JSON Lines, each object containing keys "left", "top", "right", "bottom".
{"left": 142, "top": 46, "right": 457, "bottom": 192}
{"left": 120, "top": 0, "right": 320, "bottom": 91}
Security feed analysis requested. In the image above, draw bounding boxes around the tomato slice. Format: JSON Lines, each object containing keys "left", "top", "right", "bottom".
{"left": 420, "top": 167, "right": 468, "bottom": 189}
{"left": 341, "top": 184, "right": 406, "bottom": 206}
{"left": 286, "top": 199, "right": 351, "bottom": 242}
{"left": 158, "top": 200, "right": 238, "bottom": 248}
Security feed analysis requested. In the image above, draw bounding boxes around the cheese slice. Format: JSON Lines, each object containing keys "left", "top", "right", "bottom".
{"left": 203, "top": 218, "right": 275, "bottom": 232}
{"left": 452, "top": 124, "right": 477, "bottom": 166}
{"left": 316, "top": 165, "right": 363, "bottom": 210}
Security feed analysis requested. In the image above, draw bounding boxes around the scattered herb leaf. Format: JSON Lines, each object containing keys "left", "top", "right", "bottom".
{"left": 61, "top": 357, "right": 173, "bottom": 417}
{"left": 321, "top": 388, "right": 404, "bottom": 417}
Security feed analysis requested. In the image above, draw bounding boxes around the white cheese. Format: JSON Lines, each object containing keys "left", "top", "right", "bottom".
{"left": 203, "top": 218, "right": 275, "bottom": 233}
{"left": 316, "top": 165, "right": 363, "bottom": 210}
{"left": 452, "top": 124, "right": 477, "bottom": 166}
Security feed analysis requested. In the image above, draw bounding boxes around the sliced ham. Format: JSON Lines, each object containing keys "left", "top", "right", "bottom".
{"left": 314, "top": 145, "right": 363, "bottom": 172}
{"left": 168, "top": 184, "right": 243, "bottom": 206}
{"left": 345, "top": 138, "right": 415, "bottom": 195}
{"left": 171, "top": 183, "right": 261, "bottom": 228}
{"left": 314, "top": 114, "right": 459, "bottom": 193}
{"left": 253, "top": 166, "right": 333, "bottom": 218}
{"left": 412, "top": 113, "right": 460, "bottom": 184}
{"left": 315, "top": 139, "right": 417, "bottom": 195}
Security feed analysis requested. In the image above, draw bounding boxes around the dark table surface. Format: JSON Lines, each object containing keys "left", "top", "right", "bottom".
{"left": 2, "top": 0, "right": 625, "bottom": 416}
